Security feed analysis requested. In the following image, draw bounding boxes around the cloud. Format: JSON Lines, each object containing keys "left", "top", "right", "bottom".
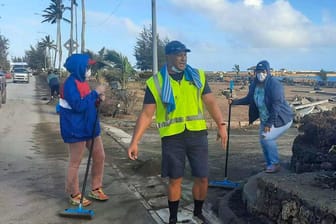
{"left": 243, "top": 0, "right": 263, "bottom": 8}
{"left": 169, "top": 0, "right": 228, "bottom": 13}
{"left": 87, "top": 11, "right": 141, "bottom": 36}
{"left": 168, "top": 0, "right": 336, "bottom": 49}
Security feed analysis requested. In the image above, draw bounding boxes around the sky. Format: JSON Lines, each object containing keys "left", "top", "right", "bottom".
{"left": 0, "top": 0, "right": 335, "bottom": 72}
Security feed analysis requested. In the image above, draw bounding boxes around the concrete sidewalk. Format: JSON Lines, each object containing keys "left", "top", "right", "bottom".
{"left": 103, "top": 124, "right": 223, "bottom": 224}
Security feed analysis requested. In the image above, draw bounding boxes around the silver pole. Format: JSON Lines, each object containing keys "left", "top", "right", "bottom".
{"left": 152, "top": 0, "right": 158, "bottom": 75}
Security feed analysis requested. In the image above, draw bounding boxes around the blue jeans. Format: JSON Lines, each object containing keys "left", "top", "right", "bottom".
{"left": 259, "top": 120, "right": 293, "bottom": 166}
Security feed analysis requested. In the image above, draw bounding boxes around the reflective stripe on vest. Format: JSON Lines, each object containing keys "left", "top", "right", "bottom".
{"left": 156, "top": 113, "right": 205, "bottom": 128}
{"left": 153, "top": 73, "right": 205, "bottom": 129}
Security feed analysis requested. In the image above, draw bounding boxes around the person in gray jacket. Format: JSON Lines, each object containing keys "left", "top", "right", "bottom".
{"left": 229, "top": 60, "right": 293, "bottom": 173}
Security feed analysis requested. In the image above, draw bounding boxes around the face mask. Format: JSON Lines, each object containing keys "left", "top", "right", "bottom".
{"left": 256, "top": 72, "right": 267, "bottom": 82}
{"left": 85, "top": 69, "right": 91, "bottom": 78}
{"left": 171, "top": 66, "right": 183, "bottom": 73}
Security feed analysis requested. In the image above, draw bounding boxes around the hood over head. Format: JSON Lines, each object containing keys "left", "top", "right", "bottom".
{"left": 64, "top": 54, "right": 91, "bottom": 81}
{"left": 255, "top": 60, "right": 271, "bottom": 75}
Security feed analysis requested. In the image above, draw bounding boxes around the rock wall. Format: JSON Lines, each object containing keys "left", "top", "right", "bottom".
{"left": 243, "top": 172, "right": 336, "bottom": 224}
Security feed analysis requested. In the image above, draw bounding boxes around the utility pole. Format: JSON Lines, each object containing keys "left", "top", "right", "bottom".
{"left": 152, "top": 0, "right": 158, "bottom": 75}
{"left": 81, "top": 0, "right": 86, "bottom": 53}
{"left": 69, "top": 0, "right": 74, "bottom": 56}
{"left": 75, "top": 1, "right": 78, "bottom": 53}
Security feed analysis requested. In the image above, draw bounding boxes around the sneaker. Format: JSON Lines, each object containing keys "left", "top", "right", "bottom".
{"left": 88, "top": 187, "right": 109, "bottom": 201}
{"left": 69, "top": 193, "right": 92, "bottom": 207}
{"left": 265, "top": 164, "right": 281, "bottom": 173}
{"left": 193, "top": 213, "right": 209, "bottom": 224}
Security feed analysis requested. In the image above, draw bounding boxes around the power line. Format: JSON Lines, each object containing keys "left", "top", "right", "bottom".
{"left": 87, "top": 0, "right": 123, "bottom": 28}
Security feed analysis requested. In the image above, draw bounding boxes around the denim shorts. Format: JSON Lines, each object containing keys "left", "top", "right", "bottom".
{"left": 161, "top": 131, "right": 208, "bottom": 178}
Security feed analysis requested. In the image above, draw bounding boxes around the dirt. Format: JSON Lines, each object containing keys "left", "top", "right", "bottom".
{"left": 100, "top": 80, "right": 335, "bottom": 127}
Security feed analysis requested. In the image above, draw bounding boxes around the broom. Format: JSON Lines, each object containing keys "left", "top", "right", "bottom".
{"left": 209, "top": 80, "right": 239, "bottom": 189}
{"left": 59, "top": 100, "right": 101, "bottom": 219}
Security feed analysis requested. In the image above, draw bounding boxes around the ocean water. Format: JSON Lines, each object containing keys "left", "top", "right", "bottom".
{"left": 277, "top": 76, "right": 336, "bottom": 82}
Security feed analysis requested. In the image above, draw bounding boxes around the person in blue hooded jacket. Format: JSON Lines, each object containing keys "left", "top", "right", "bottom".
{"left": 59, "top": 53, "right": 108, "bottom": 206}
{"left": 229, "top": 60, "right": 293, "bottom": 173}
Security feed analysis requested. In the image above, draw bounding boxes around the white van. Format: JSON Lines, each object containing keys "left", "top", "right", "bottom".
{"left": 13, "top": 68, "right": 30, "bottom": 83}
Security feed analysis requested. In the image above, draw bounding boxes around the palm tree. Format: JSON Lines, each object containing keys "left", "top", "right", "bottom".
{"left": 81, "top": 0, "right": 86, "bottom": 53}
{"left": 39, "top": 35, "right": 56, "bottom": 69}
{"left": 42, "top": 0, "right": 70, "bottom": 72}
{"left": 233, "top": 64, "right": 240, "bottom": 81}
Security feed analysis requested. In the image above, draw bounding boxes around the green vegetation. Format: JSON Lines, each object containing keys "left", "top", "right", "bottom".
{"left": 0, "top": 34, "right": 10, "bottom": 70}
{"left": 25, "top": 44, "right": 46, "bottom": 70}
{"left": 134, "top": 25, "right": 169, "bottom": 71}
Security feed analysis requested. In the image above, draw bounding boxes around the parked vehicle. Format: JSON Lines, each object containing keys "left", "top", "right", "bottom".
{"left": 13, "top": 68, "right": 30, "bottom": 83}
{"left": 10, "top": 62, "right": 28, "bottom": 71}
{"left": 0, "top": 71, "right": 7, "bottom": 107}
{"left": 5, "top": 72, "right": 12, "bottom": 79}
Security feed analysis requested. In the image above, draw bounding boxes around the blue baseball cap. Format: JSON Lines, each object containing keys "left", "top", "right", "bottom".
{"left": 165, "top": 40, "right": 191, "bottom": 55}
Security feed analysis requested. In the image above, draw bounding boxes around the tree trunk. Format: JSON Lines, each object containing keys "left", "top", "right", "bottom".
{"left": 57, "top": 18, "right": 62, "bottom": 73}
{"left": 81, "top": 0, "right": 86, "bottom": 53}
{"left": 53, "top": 48, "right": 57, "bottom": 69}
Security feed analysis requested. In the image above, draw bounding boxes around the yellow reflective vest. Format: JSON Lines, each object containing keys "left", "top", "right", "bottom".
{"left": 146, "top": 69, "right": 207, "bottom": 138}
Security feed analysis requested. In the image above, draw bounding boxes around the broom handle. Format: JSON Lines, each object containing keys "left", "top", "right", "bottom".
{"left": 224, "top": 82, "right": 233, "bottom": 178}
{"left": 80, "top": 103, "right": 100, "bottom": 206}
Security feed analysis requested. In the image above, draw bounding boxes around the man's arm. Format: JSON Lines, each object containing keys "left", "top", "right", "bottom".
{"left": 202, "top": 93, "right": 228, "bottom": 149}
{"left": 127, "top": 103, "right": 156, "bottom": 160}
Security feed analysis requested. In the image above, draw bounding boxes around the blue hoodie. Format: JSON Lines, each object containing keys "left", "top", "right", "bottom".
{"left": 59, "top": 54, "right": 101, "bottom": 143}
{"left": 232, "top": 60, "right": 293, "bottom": 128}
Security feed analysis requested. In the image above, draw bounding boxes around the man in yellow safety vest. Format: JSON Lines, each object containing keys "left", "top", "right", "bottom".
{"left": 127, "top": 40, "right": 228, "bottom": 224}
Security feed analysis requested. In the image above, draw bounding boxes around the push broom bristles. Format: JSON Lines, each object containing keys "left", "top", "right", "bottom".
{"left": 208, "top": 178, "right": 239, "bottom": 189}
{"left": 59, "top": 205, "right": 94, "bottom": 219}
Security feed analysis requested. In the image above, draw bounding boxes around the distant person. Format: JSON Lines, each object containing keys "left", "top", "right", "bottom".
{"left": 127, "top": 40, "right": 228, "bottom": 224}
{"left": 59, "top": 53, "right": 108, "bottom": 206}
{"left": 47, "top": 70, "right": 60, "bottom": 102}
{"left": 248, "top": 71, "right": 254, "bottom": 84}
{"left": 229, "top": 60, "right": 293, "bottom": 173}
{"left": 112, "top": 102, "right": 121, "bottom": 118}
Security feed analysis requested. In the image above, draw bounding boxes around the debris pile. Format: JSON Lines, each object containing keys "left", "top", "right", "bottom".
{"left": 290, "top": 96, "right": 331, "bottom": 122}
{"left": 291, "top": 109, "right": 336, "bottom": 174}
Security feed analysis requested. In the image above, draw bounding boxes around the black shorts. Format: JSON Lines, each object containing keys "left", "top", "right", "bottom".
{"left": 161, "top": 131, "right": 208, "bottom": 178}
